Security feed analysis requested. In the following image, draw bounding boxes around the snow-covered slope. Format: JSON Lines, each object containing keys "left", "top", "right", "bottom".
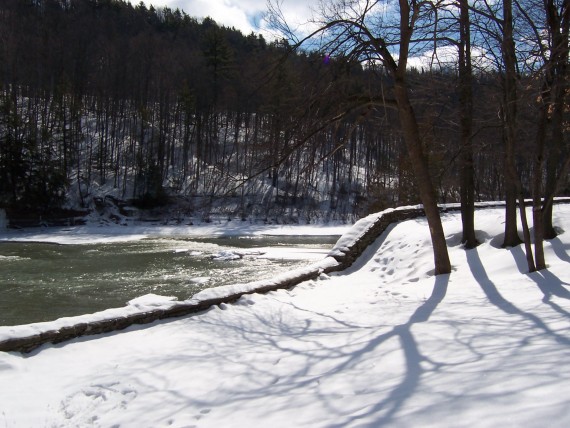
{"left": 0, "top": 206, "right": 569, "bottom": 427}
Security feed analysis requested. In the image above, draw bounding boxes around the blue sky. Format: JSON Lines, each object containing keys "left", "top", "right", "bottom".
{"left": 141, "top": 0, "right": 311, "bottom": 37}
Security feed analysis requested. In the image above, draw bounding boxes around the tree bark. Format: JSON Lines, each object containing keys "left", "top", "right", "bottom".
{"left": 459, "top": 0, "right": 478, "bottom": 248}
{"left": 500, "top": 0, "right": 536, "bottom": 271}
{"left": 543, "top": 0, "right": 570, "bottom": 239}
{"left": 501, "top": 0, "right": 523, "bottom": 249}
{"left": 532, "top": 96, "right": 548, "bottom": 270}
{"left": 393, "top": 81, "right": 451, "bottom": 275}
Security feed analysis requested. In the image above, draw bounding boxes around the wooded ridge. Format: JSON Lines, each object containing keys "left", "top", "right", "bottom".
{"left": 1, "top": 0, "right": 567, "bottom": 227}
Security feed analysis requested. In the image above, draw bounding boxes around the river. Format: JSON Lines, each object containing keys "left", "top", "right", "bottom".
{"left": 0, "top": 235, "right": 339, "bottom": 326}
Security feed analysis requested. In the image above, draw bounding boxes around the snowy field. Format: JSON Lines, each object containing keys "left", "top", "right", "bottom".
{"left": 1, "top": 206, "right": 569, "bottom": 427}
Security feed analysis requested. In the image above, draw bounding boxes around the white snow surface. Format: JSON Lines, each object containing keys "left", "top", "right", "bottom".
{"left": 0, "top": 221, "right": 350, "bottom": 245}
{"left": 1, "top": 206, "right": 570, "bottom": 427}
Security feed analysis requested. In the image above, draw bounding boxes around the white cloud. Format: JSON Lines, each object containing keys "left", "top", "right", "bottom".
{"left": 406, "top": 45, "right": 496, "bottom": 72}
{"left": 140, "top": 0, "right": 313, "bottom": 37}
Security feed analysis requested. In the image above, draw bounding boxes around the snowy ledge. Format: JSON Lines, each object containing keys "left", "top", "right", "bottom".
{"left": 1, "top": 199, "right": 569, "bottom": 354}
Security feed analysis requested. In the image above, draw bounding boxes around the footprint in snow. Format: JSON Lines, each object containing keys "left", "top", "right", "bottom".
{"left": 194, "top": 408, "right": 212, "bottom": 420}
{"left": 59, "top": 383, "right": 137, "bottom": 424}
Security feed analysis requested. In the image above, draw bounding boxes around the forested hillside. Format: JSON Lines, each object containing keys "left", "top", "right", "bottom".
{"left": 0, "top": 0, "right": 568, "bottom": 227}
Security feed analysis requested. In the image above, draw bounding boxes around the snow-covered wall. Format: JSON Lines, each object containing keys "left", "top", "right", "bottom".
{"left": 0, "top": 258, "right": 340, "bottom": 353}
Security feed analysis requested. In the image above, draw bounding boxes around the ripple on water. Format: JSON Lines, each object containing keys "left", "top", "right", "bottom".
{"left": 0, "top": 255, "right": 30, "bottom": 262}
{"left": 0, "top": 236, "right": 337, "bottom": 326}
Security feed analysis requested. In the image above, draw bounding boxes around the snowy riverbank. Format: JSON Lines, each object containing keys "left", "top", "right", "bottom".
{"left": 0, "top": 218, "right": 351, "bottom": 244}
{"left": 1, "top": 205, "right": 570, "bottom": 427}
{"left": 0, "top": 205, "right": 420, "bottom": 349}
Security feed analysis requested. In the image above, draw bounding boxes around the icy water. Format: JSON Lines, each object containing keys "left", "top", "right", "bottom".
{"left": 0, "top": 235, "right": 338, "bottom": 326}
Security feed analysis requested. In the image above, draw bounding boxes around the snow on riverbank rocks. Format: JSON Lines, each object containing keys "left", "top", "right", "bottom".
{"left": 2, "top": 200, "right": 568, "bottom": 353}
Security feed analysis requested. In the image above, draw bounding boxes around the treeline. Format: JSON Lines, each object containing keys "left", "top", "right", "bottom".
{"left": 0, "top": 0, "right": 568, "bottom": 225}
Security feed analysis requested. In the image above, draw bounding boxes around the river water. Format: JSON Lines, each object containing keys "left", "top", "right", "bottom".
{"left": 0, "top": 235, "right": 338, "bottom": 326}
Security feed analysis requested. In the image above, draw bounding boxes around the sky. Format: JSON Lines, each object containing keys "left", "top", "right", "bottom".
{"left": 141, "top": 1, "right": 466, "bottom": 68}
{"left": 140, "top": 0, "right": 313, "bottom": 37}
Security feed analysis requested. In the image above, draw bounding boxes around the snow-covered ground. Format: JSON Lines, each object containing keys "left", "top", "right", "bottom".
{"left": 1, "top": 206, "right": 569, "bottom": 427}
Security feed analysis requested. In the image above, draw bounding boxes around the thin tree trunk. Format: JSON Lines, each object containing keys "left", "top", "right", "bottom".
{"left": 532, "top": 97, "right": 548, "bottom": 270}
{"left": 459, "top": 0, "right": 478, "bottom": 248}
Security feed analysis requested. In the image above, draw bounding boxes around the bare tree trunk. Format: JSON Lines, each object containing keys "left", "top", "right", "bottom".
{"left": 502, "top": 0, "right": 535, "bottom": 271}
{"left": 532, "top": 96, "right": 548, "bottom": 270}
{"left": 543, "top": 0, "right": 570, "bottom": 239}
{"left": 501, "top": 0, "right": 524, "bottom": 248}
{"left": 542, "top": 156, "right": 559, "bottom": 239}
{"left": 393, "top": 82, "right": 451, "bottom": 275}
{"left": 502, "top": 123, "right": 523, "bottom": 251}
{"left": 459, "top": 0, "right": 478, "bottom": 248}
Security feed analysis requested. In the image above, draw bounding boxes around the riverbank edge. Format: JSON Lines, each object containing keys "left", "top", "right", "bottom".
{"left": 1, "top": 199, "right": 568, "bottom": 353}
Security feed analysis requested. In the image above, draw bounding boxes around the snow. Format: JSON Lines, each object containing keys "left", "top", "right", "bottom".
{"left": 211, "top": 249, "right": 268, "bottom": 260}
{"left": 1, "top": 206, "right": 570, "bottom": 427}
{"left": 329, "top": 204, "right": 422, "bottom": 257}
{"left": 192, "top": 256, "right": 339, "bottom": 301}
{"left": 126, "top": 294, "right": 179, "bottom": 310}
{"left": 211, "top": 249, "right": 244, "bottom": 261}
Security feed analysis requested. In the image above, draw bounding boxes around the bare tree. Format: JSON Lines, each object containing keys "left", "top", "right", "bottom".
{"left": 269, "top": 0, "right": 452, "bottom": 274}
{"left": 470, "top": 0, "right": 523, "bottom": 248}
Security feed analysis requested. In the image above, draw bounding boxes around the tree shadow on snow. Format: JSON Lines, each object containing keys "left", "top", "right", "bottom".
{"left": 488, "top": 234, "right": 531, "bottom": 274}
{"left": 549, "top": 236, "right": 570, "bottom": 263}
{"left": 527, "top": 269, "right": 570, "bottom": 318}
{"left": 508, "top": 245, "right": 533, "bottom": 274}
{"left": 134, "top": 275, "right": 450, "bottom": 427}
{"left": 466, "top": 248, "right": 570, "bottom": 345}
{"left": 326, "top": 274, "right": 450, "bottom": 427}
